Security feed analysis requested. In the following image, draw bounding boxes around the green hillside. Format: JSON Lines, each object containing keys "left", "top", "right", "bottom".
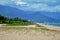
{"left": 0, "top": 14, "right": 34, "bottom": 26}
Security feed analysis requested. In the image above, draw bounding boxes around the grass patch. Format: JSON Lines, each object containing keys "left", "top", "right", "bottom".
{"left": 4, "top": 22, "right": 35, "bottom": 26}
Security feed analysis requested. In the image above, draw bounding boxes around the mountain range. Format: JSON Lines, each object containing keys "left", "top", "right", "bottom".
{"left": 0, "top": 5, "right": 60, "bottom": 24}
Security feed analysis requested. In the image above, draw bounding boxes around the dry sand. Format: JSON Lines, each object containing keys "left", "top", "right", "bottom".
{"left": 0, "top": 24, "right": 60, "bottom": 40}
{"left": 0, "top": 27, "right": 60, "bottom": 40}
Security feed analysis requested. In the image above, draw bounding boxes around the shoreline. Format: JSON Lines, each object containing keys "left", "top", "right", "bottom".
{"left": 36, "top": 23, "right": 60, "bottom": 31}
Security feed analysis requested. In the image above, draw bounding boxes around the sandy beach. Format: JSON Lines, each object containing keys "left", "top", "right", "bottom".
{"left": 0, "top": 27, "right": 60, "bottom": 40}
{"left": 36, "top": 23, "right": 60, "bottom": 31}
{"left": 0, "top": 24, "right": 60, "bottom": 40}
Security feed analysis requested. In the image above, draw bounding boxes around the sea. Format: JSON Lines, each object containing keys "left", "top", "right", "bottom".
{"left": 43, "top": 23, "right": 60, "bottom": 27}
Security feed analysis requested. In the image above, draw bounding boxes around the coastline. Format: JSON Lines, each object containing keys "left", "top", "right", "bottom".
{"left": 36, "top": 23, "right": 60, "bottom": 31}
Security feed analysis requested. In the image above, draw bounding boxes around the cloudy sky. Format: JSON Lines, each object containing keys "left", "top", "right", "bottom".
{"left": 0, "top": 0, "right": 60, "bottom": 12}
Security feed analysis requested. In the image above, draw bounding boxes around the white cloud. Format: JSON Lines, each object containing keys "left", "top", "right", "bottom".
{"left": 18, "top": 3, "right": 60, "bottom": 12}
{"left": 15, "top": 1, "right": 27, "bottom": 5}
{"left": 11, "top": 0, "right": 27, "bottom": 5}
{"left": 23, "top": 0, "right": 57, "bottom": 4}
{"left": 0, "top": 0, "right": 60, "bottom": 12}
{"left": 11, "top": 0, "right": 59, "bottom": 12}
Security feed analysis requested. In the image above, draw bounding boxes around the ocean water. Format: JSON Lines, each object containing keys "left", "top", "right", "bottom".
{"left": 37, "top": 22, "right": 60, "bottom": 27}
{"left": 45, "top": 23, "right": 60, "bottom": 27}
{"left": 49, "top": 23, "right": 60, "bottom": 27}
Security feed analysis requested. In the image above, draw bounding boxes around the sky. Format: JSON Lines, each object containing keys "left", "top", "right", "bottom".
{"left": 0, "top": 0, "right": 60, "bottom": 12}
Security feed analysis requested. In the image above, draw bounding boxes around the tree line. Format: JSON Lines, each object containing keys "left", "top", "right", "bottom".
{"left": 0, "top": 14, "right": 31, "bottom": 24}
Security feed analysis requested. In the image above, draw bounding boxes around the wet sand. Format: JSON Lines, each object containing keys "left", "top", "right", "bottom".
{"left": 36, "top": 23, "right": 60, "bottom": 31}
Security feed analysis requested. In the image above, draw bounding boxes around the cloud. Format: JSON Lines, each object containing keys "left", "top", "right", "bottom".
{"left": 0, "top": 0, "right": 7, "bottom": 5}
{"left": 11, "top": 0, "right": 60, "bottom": 12}
{"left": 0, "top": 0, "right": 13, "bottom": 5}
{"left": 0, "top": 0, "right": 60, "bottom": 12}
{"left": 11, "top": 0, "right": 27, "bottom": 5}
{"left": 18, "top": 3, "right": 60, "bottom": 12}
{"left": 15, "top": 1, "right": 27, "bottom": 5}
{"left": 22, "top": 0, "right": 57, "bottom": 4}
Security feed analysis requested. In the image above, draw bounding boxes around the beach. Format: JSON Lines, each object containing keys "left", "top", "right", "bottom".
{"left": 36, "top": 23, "right": 60, "bottom": 31}
{"left": 0, "top": 24, "right": 60, "bottom": 40}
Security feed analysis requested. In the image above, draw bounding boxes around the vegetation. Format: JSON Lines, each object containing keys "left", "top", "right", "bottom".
{"left": 0, "top": 14, "right": 34, "bottom": 26}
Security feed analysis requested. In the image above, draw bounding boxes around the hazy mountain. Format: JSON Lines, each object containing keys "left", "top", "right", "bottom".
{"left": 0, "top": 5, "right": 60, "bottom": 23}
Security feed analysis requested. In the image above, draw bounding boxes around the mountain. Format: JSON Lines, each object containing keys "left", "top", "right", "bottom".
{"left": 0, "top": 5, "right": 35, "bottom": 18}
{"left": 0, "top": 5, "right": 60, "bottom": 24}
{"left": 39, "top": 12, "right": 60, "bottom": 19}
{"left": 23, "top": 12, "right": 60, "bottom": 23}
